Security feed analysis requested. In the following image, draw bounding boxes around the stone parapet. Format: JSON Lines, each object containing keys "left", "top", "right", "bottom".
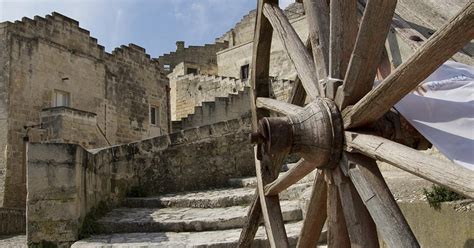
{"left": 27, "top": 117, "right": 254, "bottom": 246}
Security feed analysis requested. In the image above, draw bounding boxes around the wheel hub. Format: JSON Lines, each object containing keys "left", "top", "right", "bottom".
{"left": 250, "top": 98, "right": 343, "bottom": 169}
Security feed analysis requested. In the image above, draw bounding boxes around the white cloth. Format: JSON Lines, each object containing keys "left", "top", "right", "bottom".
{"left": 394, "top": 61, "right": 474, "bottom": 170}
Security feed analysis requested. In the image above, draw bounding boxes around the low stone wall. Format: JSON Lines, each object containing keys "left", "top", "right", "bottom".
{"left": 27, "top": 117, "right": 254, "bottom": 246}
{"left": 0, "top": 207, "right": 25, "bottom": 235}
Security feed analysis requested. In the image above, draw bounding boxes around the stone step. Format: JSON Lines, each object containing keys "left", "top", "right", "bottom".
{"left": 229, "top": 164, "right": 316, "bottom": 188}
{"left": 73, "top": 221, "right": 328, "bottom": 248}
{"left": 125, "top": 183, "right": 312, "bottom": 209}
{"left": 97, "top": 201, "right": 302, "bottom": 234}
{"left": 125, "top": 187, "right": 255, "bottom": 208}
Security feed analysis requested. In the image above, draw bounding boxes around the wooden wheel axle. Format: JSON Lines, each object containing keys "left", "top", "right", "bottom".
{"left": 250, "top": 98, "right": 343, "bottom": 169}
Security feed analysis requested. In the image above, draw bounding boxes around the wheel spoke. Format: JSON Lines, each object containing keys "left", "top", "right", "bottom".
{"left": 335, "top": 0, "right": 396, "bottom": 109}
{"left": 263, "top": 3, "right": 323, "bottom": 99}
{"left": 256, "top": 97, "right": 304, "bottom": 116}
{"left": 303, "top": 0, "right": 330, "bottom": 80}
{"left": 265, "top": 158, "right": 316, "bottom": 196}
{"left": 333, "top": 166, "right": 379, "bottom": 248}
{"left": 343, "top": 2, "right": 474, "bottom": 129}
{"left": 340, "top": 152, "right": 420, "bottom": 248}
{"left": 344, "top": 131, "right": 474, "bottom": 198}
{"left": 327, "top": 170, "right": 351, "bottom": 248}
{"left": 255, "top": 147, "right": 289, "bottom": 248}
{"left": 296, "top": 170, "right": 327, "bottom": 248}
{"left": 329, "top": 0, "right": 358, "bottom": 80}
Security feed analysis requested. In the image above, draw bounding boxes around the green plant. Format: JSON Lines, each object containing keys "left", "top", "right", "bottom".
{"left": 79, "top": 201, "right": 110, "bottom": 239}
{"left": 423, "top": 185, "right": 465, "bottom": 210}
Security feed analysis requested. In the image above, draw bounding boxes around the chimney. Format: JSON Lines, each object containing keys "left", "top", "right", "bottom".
{"left": 176, "top": 41, "right": 185, "bottom": 51}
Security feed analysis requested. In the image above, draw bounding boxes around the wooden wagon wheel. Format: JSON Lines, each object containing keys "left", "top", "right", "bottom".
{"left": 238, "top": 0, "right": 474, "bottom": 247}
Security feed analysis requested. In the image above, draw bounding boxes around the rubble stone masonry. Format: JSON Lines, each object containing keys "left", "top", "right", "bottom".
{"left": 0, "top": 12, "right": 170, "bottom": 208}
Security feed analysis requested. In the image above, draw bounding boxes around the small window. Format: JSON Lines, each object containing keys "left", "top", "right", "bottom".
{"left": 241, "top": 64, "right": 249, "bottom": 80}
{"left": 53, "top": 90, "right": 70, "bottom": 107}
{"left": 187, "top": 67, "right": 198, "bottom": 75}
{"left": 150, "top": 106, "right": 159, "bottom": 126}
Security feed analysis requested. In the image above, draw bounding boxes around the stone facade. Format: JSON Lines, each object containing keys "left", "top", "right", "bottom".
{"left": 27, "top": 117, "right": 254, "bottom": 246}
{"left": 0, "top": 12, "right": 170, "bottom": 208}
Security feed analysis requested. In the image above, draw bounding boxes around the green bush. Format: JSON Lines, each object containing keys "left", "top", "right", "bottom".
{"left": 423, "top": 185, "right": 465, "bottom": 210}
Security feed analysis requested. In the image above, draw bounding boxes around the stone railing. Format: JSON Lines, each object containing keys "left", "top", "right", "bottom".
{"left": 26, "top": 117, "right": 254, "bottom": 246}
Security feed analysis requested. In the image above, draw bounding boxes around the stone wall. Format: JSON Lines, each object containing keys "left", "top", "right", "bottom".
{"left": 173, "top": 87, "right": 252, "bottom": 131}
{"left": 0, "top": 23, "right": 10, "bottom": 207}
{"left": 157, "top": 41, "right": 228, "bottom": 74}
{"left": 27, "top": 117, "right": 254, "bottom": 246}
{"left": 174, "top": 74, "right": 249, "bottom": 120}
{"left": 0, "top": 207, "right": 25, "bottom": 235}
{"left": 167, "top": 62, "right": 219, "bottom": 121}
{"left": 0, "top": 12, "right": 170, "bottom": 208}
{"left": 217, "top": 15, "right": 308, "bottom": 81}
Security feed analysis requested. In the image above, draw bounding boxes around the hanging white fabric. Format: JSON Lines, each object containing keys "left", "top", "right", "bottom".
{"left": 394, "top": 61, "right": 474, "bottom": 170}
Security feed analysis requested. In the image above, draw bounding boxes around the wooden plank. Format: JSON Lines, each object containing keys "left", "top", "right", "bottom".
{"left": 263, "top": 3, "right": 323, "bottom": 99}
{"left": 255, "top": 147, "right": 289, "bottom": 248}
{"left": 265, "top": 159, "right": 316, "bottom": 196}
{"left": 256, "top": 97, "right": 304, "bottom": 116}
{"left": 303, "top": 0, "right": 330, "bottom": 80}
{"left": 329, "top": 0, "right": 358, "bottom": 80}
{"left": 343, "top": 2, "right": 474, "bottom": 129}
{"left": 335, "top": 0, "right": 397, "bottom": 109}
{"left": 326, "top": 170, "right": 351, "bottom": 248}
{"left": 238, "top": 1, "right": 278, "bottom": 246}
{"left": 340, "top": 152, "right": 420, "bottom": 248}
{"left": 296, "top": 169, "right": 327, "bottom": 248}
{"left": 344, "top": 131, "right": 474, "bottom": 198}
{"left": 333, "top": 166, "right": 379, "bottom": 248}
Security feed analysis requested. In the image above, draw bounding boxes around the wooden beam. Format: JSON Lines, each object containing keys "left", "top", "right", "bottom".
{"left": 263, "top": 3, "right": 323, "bottom": 99}
{"left": 340, "top": 152, "right": 419, "bottom": 248}
{"left": 326, "top": 170, "right": 351, "bottom": 248}
{"left": 238, "top": 1, "right": 278, "bottom": 246}
{"left": 335, "top": 0, "right": 396, "bottom": 109}
{"left": 296, "top": 170, "right": 327, "bottom": 248}
{"left": 255, "top": 146, "right": 289, "bottom": 247}
{"left": 344, "top": 131, "right": 474, "bottom": 198}
{"left": 256, "top": 97, "right": 304, "bottom": 116}
{"left": 333, "top": 166, "right": 379, "bottom": 248}
{"left": 343, "top": 2, "right": 474, "bottom": 129}
{"left": 303, "top": 0, "right": 330, "bottom": 80}
{"left": 265, "top": 159, "right": 316, "bottom": 196}
{"left": 329, "top": 0, "right": 358, "bottom": 80}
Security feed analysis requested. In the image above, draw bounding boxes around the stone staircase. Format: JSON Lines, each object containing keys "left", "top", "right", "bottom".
{"left": 72, "top": 168, "right": 328, "bottom": 247}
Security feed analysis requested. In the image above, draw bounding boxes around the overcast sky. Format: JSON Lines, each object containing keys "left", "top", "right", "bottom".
{"left": 0, "top": 0, "right": 293, "bottom": 57}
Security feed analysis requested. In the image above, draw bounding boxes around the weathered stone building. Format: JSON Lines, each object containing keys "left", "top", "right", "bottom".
{"left": 0, "top": 12, "right": 170, "bottom": 208}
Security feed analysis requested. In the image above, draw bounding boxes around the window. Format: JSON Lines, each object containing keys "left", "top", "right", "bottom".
{"left": 187, "top": 67, "right": 198, "bottom": 75}
{"left": 150, "top": 106, "right": 159, "bottom": 126}
{"left": 53, "top": 90, "right": 70, "bottom": 107}
{"left": 241, "top": 64, "right": 250, "bottom": 80}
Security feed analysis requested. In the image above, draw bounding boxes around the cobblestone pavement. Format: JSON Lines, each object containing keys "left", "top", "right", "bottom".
{"left": 0, "top": 235, "right": 26, "bottom": 248}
